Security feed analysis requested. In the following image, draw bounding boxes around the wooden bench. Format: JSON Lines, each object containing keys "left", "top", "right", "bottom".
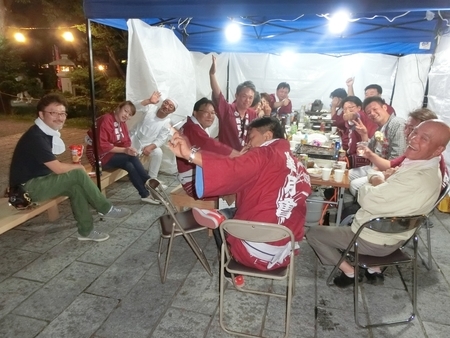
{"left": 0, "top": 167, "right": 128, "bottom": 236}
{"left": 0, "top": 196, "right": 68, "bottom": 235}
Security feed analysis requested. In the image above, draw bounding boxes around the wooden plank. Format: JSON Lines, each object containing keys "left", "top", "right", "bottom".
{"left": 0, "top": 196, "right": 68, "bottom": 235}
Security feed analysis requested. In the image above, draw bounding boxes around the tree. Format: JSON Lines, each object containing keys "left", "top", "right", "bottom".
{"left": 0, "top": 38, "right": 26, "bottom": 114}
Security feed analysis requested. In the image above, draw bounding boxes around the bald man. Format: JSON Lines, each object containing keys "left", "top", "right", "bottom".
{"left": 306, "top": 120, "right": 450, "bottom": 288}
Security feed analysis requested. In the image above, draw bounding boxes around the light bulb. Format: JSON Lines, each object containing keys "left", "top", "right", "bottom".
{"left": 225, "top": 23, "right": 241, "bottom": 43}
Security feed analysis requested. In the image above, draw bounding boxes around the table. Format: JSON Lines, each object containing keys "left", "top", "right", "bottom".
{"left": 308, "top": 172, "right": 350, "bottom": 225}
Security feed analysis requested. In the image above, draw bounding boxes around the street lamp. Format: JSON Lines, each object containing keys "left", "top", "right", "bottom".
{"left": 14, "top": 32, "right": 26, "bottom": 43}
{"left": 62, "top": 31, "right": 74, "bottom": 42}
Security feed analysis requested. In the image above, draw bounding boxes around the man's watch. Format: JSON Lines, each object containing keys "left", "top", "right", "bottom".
{"left": 188, "top": 146, "right": 200, "bottom": 163}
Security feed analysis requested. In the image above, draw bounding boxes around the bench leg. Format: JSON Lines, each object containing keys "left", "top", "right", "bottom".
{"left": 47, "top": 205, "right": 60, "bottom": 222}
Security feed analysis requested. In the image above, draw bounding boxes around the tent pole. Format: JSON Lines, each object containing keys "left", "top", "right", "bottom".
{"left": 86, "top": 19, "right": 102, "bottom": 190}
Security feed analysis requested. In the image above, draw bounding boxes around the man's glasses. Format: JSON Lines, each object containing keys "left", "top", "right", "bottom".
{"left": 44, "top": 111, "right": 68, "bottom": 118}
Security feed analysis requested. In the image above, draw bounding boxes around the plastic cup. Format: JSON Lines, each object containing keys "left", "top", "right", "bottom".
{"left": 337, "top": 161, "right": 347, "bottom": 170}
{"left": 357, "top": 141, "right": 368, "bottom": 156}
{"left": 334, "top": 169, "right": 345, "bottom": 182}
{"left": 331, "top": 126, "right": 337, "bottom": 134}
{"left": 321, "top": 167, "right": 332, "bottom": 181}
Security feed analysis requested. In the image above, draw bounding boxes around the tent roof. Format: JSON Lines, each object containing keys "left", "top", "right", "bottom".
{"left": 83, "top": 0, "right": 450, "bottom": 54}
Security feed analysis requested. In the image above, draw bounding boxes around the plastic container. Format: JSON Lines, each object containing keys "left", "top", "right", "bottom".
{"left": 305, "top": 191, "right": 324, "bottom": 226}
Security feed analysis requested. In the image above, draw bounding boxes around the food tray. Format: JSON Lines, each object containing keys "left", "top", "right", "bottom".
{"left": 294, "top": 144, "right": 335, "bottom": 160}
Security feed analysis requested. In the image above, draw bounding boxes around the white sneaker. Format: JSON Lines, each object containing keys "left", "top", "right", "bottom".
{"left": 141, "top": 196, "right": 161, "bottom": 205}
{"left": 78, "top": 230, "right": 109, "bottom": 242}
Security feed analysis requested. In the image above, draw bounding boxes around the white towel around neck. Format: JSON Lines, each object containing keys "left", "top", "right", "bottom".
{"left": 34, "top": 118, "right": 66, "bottom": 155}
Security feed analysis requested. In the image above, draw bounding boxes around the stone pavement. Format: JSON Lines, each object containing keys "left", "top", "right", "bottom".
{"left": 1, "top": 128, "right": 450, "bottom": 337}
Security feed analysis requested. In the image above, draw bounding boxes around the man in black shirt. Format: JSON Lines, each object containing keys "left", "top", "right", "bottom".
{"left": 9, "top": 93, "right": 131, "bottom": 241}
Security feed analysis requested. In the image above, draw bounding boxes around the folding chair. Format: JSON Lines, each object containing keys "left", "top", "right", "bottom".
{"left": 146, "top": 179, "right": 212, "bottom": 283}
{"left": 218, "top": 220, "right": 296, "bottom": 338}
{"left": 418, "top": 183, "right": 450, "bottom": 270}
{"left": 326, "top": 215, "right": 426, "bottom": 328}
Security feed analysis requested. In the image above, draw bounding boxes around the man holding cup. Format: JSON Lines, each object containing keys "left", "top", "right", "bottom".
{"left": 9, "top": 93, "right": 131, "bottom": 242}
{"left": 348, "top": 96, "right": 406, "bottom": 195}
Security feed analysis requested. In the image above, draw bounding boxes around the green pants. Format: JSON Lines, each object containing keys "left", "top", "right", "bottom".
{"left": 24, "top": 169, "right": 112, "bottom": 236}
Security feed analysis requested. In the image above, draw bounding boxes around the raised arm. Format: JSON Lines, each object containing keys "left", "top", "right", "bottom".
{"left": 209, "top": 55, "right": 221, "bottom": 101}
{"left": 346, "top": 77, "right": 355, "bottom": 96}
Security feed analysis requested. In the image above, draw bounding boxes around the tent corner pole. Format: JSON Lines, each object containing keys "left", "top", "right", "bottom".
{"left": 86, "top": 19, "right": 102, "bottom": 190}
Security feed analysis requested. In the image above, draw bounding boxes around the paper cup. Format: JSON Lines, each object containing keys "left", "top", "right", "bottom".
{"left": 357, "top": 141, "right": 368, "bottom": 156}
{"left": 334, "top": 169, "right": 345, "bottom": 182}
{"left": 337, "top": 161, "right": 347, "bottom": 170}
{"left": 321, "top": 168, "right": 332, "bottom": 181}
{"left": 331, "top": 126, "right": 337, "bottom": 134}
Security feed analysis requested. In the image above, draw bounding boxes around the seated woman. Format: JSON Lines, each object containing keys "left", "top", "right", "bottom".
{"left": 251, "top": 92, "right": 272, "bottom": 118}
{"left": 86, "top": 101, "right": 157, "bottom": 204}
{"left": 341, "top": 96, "right": 378, "bottom": 168}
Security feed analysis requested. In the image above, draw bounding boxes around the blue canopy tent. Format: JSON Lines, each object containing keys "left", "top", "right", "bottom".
{"left": 82, "top": 0, "right": 450, "bottom": 183}
{"left": 83, "top": 0, "right": 450, "bottom": 54}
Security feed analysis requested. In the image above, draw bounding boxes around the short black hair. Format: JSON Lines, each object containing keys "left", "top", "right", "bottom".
{"left": 364, "top": 84, "right": 382, "bottom": 95}
{"left": 276, "top": 82, "right": 290, "bottom": 92}
{"left": 193, "top": 97, "right": 214, "bottom": 112}
{"left": 362, "top": 96, "right": 386, "bottom": 110}
{"left": 330, "top": 88, "right": 347, "bottom": 99}
{"left": 248, "top": 116, "right": 285, "bottom": 139}
{"left": 36, "top": 93, "right": 68, "bottom": 117}
{"left": 341, "top": 96, "right": 363, "bottom": 108}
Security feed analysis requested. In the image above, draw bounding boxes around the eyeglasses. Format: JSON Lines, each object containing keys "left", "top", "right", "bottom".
{"left": 44, "top": 111, "right": 68, "bottom": 118}
{"left": 197, "top": 109, "right": 216, "bottom": 115}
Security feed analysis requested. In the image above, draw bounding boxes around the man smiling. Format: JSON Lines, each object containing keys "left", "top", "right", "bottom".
{"left": 306, "top": 119, "right": 450, "bottom": 287}
{"left": 176, "top": 97, "right": 240, "bottom": 198}
{"left": 9, "top": 93, "right": 130, "bottom": 242}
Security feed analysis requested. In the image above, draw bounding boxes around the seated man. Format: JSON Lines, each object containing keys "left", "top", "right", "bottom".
{"left": 209, "top": 55, "right": 257, "bottom": 150}
{"left": 306, "top": 120, "right": 450, "bottom": 287}
{"left": 348, "top": 96, "right": 406, "bottom": 195}
{"left": 346, "top": 77, "right": 396, "bottom": 115}
{"left": 269, "top": 82, "right": 292, "bottom": 118}
{"left": 341, "top": 96, "right": 378, "bottom": 168}
{"left": 359, "top": 108, "right": 448, "bottom": 187}
{"left": 129, "top": 92, "right": 177, "bottom": 184}
{"left": 9, "top": 93, "right": 131, "bottom": 242}
{"left": 169, "top": 117, "right": 311, "bottom": 273}
{"left": 329, "top": 88, "right": 349, "bottom": 151}
{"left": 177, "top": 97, "right": 240, "bottom": 198}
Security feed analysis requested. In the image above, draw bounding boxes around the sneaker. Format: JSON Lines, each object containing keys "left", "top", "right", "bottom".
{"left": 225, "top": 275, "right": 245, "bottom": 288}
{"left": 100, "top": 206, "right": 131, "bottom": 218}
{"left": 192, "top": 208, "right": 226, "bottom": 229}
{"left": 78, "top": 230, "right": 109, "bottom": 242}
{"left": 141, "top": 196, "right": 161, "bottom": 205}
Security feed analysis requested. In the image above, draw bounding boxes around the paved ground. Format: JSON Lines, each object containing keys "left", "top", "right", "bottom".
{"left": 1, "top": 124, "right": 450, "bottom": 337}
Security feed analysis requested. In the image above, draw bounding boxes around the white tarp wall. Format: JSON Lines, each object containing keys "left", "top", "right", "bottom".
{"left": 428, "top": 33, "right": 450, "bottom": 169}
{"left": 125, "top": 19, "right": 447, "bottom": 174}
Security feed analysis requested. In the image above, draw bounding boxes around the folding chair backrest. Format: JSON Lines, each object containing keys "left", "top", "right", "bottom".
{"left": 221, "top": 219, "right": 294, "bottom": 244}
{"left": 433, "top": 183, "right": 450, "bottom": 210}
{"left": 364, "top": 215, "right": 426, "bottom": 234}
{"left": 147, "top": 179, "right": 178, "bottom": 214}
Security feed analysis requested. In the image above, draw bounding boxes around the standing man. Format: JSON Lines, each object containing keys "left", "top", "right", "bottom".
{"left": 176, "top": 97, "right": 240, "bottom": 198}
{"left": 269, "top": 82, "right": 292, "bottom": 118}
{"left": 129, "top": 92, "right": 177, "bottom": 184}
{"left": 9, "top": 93, "right": 130, "bottom": 242}
{"left": 349, "top": 96, "right": 406, "bottom": 195}
{"left": 209, "top": 55, "right": 257, "bottom": 150}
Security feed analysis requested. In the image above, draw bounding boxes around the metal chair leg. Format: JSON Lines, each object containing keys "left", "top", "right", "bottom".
{"left": 418, "top": 218, "right": 433, "bottom": 270}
